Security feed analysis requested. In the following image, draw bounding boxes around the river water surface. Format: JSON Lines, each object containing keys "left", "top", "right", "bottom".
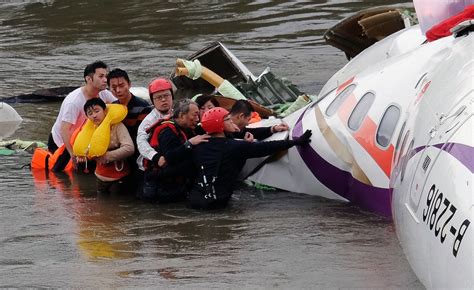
{"left": 0, "top": 0, "right": 423, "bottom": 288}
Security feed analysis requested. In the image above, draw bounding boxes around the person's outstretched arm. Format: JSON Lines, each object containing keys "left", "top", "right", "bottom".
{"left": 239, "top": 129, "right": 312, "bottom": 159}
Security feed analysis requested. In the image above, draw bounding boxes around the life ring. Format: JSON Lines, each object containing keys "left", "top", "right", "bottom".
{"left": 73, "top": 104, "right": 127, "bottom": 158}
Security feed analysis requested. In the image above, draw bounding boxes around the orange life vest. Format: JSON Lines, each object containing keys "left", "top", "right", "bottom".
{"left": 95, "top": 160, "right": 130, "bottom": 180}
{"left": 249, "top": 111, "right": 262, "bottom": 124}
{"left": 31, "top": 127, "right": 81, "bottom": 172}
{"left": 143, "top": 119, "right": 188, "bottom": 170}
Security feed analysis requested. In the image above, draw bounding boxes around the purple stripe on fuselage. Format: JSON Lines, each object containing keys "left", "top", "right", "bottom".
{"left": 292, "top": 109, "right": 392, "bottom": 217}
{"left": 414, "top": 143, "right": 473, "bottom": 173}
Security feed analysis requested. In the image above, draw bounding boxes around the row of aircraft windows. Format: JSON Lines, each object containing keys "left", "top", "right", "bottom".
{"left": 325, "top": 84, "right": 400, "bottom": 148}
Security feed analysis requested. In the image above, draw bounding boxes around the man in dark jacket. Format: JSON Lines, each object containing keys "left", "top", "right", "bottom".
{"left": 229, "top": 100, "right": 289, "bottom": 141}
{"left": 142, "top": 99, "right": 209, "bottom": 202}
{"left": 108, "top": 68, "right": 151, "bottom": 153}
{"left": 108, "top": 68, "right": 152, "bottom": 194}
{"left": 188, "top": 107, "right": 311, "bottom": 210}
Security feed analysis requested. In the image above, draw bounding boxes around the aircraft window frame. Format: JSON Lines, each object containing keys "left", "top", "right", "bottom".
{"left": 401, "top": 139, "right": 415, "bottom": 182}
{"left": 397, "top": 130, "right": 410, "bottom": 168}
{"left": 376, "top": 104, "right": 401, "bottom": 148}
{"left": 394, "top": 121, "right": 407, "bottom": 151}
{"left": 310, "top": 87, "right": 336, "bottom": 108}
{"left": 393, "top": 120, "right": 407, "bottom": 167}
{"left": 325, "top": 84, "right": 356, "bottom": 117}
{"left": 347, "top": 92, "right": 375, "bottom": 131}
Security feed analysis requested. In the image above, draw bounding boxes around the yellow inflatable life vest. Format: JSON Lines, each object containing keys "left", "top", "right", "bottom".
{"left": 73, "top": 104, "right": 127, "bottom": 158}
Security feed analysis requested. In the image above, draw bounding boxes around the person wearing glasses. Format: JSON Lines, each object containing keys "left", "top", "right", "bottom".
{"left": 135, "top": 77, "right": 174, "bottom": 198}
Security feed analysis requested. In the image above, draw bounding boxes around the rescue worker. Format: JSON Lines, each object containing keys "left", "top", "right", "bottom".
{"left": 136, "top": 77, "right": 174, "bottom": 198}
{"left": 142, "top": 99, "right": 209, "bottom": 202}
{"left": 188, "top": 107, "right": 312, "bottom": 210}
{"left": 229, "top": 100, "right": 289, "bottom": 142}
{"left": 48, "top": 61, "right": 116, "bottom": 172}
{"left": 79, "top": 98, "right": 134, "bottom": 194}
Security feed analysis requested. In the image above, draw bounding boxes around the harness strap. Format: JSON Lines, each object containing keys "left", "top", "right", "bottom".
{"left": 144, "top": 120, "right": 188, "bottom": 170}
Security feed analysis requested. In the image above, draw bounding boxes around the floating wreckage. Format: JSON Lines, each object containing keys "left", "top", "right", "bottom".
{"left": 1, "top": 86, "right": 77, "bottom": 103}
{"left": 171, "top": 41, "right": 312, "bottom": 117}
{"left": 323, "top": 6, "right": 416, "bottom": 59}
{"left": 0, "top": 102, "right": 23, "bottom": 141}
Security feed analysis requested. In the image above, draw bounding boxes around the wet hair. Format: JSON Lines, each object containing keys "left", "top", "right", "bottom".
{"left": 171, "top": 99, "right": 197, "bottom": 119}
{"left": 230, "top": 100, "right": 254, "bottom": 117}
{"left": 83, "top": 98, "right": 106, "bottom": 114}
{"left": 83, "top": 61, "right": 108, "bottom": 81}
{"left": 107, "top": 68, "right": 130, "bottom": 85}
{"left": 195, "top": 94, "right": 220, "bottom": 109}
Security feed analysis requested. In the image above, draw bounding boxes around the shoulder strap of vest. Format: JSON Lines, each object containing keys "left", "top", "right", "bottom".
{"left": 149, "top": 120, "right": 187, "bottom": 149}
{"left": 146, "top": 117, "right": 168, "bottom": 134}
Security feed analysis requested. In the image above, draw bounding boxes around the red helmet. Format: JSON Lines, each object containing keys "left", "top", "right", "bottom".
{"left": 148, "top": 78, "right": 172, "bottom": 96}
{"left": 201, "top": 107, "right": 229, "bottom": 134}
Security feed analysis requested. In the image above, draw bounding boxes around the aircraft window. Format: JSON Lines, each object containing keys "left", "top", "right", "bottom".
{"left": 348, "top": 92, "right": 375, "bottom": 130}
{"left": 325, "top": 84, "right": 356, "bottom": 116}
{"left": 376, "top": 105, "right": 401, "bottom": 147}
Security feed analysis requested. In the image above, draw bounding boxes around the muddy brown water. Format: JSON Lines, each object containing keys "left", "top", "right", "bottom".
{"left": 0, "top": 0, "right": 422, "bottom": 288}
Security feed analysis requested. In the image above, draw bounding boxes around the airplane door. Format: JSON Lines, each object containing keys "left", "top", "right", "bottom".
{"left": 408, "top": 101, "right": 471, "bottom": 213}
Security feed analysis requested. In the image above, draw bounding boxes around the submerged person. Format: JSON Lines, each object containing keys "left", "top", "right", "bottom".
{"left": 229, "top": 100, "right": 289, "bottom": 141}
{"left": 48, "top": 61, "right": 116, "bottom": 172}
{"left": 188, "top": 107, "right": 312, "bottom": 210}
{"left": 78, "top": 98, "right": 134, "bottom": 194}
{"left": 143, "top": 99, "right": 209, "bottom": 202}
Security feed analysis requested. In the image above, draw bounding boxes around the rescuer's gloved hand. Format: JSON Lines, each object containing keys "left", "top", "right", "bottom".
{"left": 291, "top": 129, "right": 312, "bottom": 146}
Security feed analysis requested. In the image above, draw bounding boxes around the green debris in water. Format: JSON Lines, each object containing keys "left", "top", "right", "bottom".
{"left": 0, "top": 149, "right": 15, "bottom": 155}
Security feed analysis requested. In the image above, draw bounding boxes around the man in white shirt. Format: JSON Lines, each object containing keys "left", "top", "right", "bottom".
{"left": 48, "top": 61, "right": 117, "bottom": 172}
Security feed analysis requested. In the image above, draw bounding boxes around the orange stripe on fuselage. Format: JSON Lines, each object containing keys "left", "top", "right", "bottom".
{"left": 336, "top": 76, "right": 355, "bottom": 94}
{"left": 335, "top": 80, "right": 393, "bottom": 177}
{"left": 337, "top": 93, "right": 357, "bottom": 123}
{"left": 352, "top": 117, "right": 394, "bottom": 177}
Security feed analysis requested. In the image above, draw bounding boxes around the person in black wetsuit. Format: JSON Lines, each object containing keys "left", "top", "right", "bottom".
{"left": 229, "top": 99, "right": 289, "bottom": 141}
{"left": 187, "top": 107, "right": 312, "bottom": 210}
